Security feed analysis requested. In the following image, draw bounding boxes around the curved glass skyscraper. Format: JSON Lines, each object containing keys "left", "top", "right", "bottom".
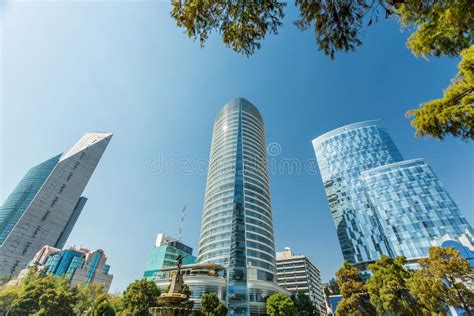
{"left": 313, "top": 120, "right": 403, "bottom": 264}
{"left": 199, "top": 98, "right": 279, "bottom": 315}
{"left": 313, "top": 120, "right": 472, "bottom": 266}
{"left": 361, "top": 158, "right": 472, "bottom": 260}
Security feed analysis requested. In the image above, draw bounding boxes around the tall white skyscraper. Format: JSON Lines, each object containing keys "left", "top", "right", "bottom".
{"left": 0, "top": 133, "right": 112, "bottom": 277}
{"left": 198, "top": 98, "right": 282, "bottom": 316}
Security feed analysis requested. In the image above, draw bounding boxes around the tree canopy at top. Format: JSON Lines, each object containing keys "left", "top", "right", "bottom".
{"left": 171, "top": 0, "right": 474, "bottom": 141}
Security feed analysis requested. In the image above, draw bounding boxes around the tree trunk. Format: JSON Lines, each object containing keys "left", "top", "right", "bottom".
{"left": 448, "top": 276, "right": 472, "bottom": 316}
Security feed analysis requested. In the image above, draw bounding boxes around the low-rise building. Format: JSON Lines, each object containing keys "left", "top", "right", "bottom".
{"left": 18, "top": 245, "right": 113, "bottom": 291}
{"left": 143, "top": 233, "right": 197, "bottom": 280}
{"left": 154, "top": 263, "right": 226, "bottom": 310}
{"left": 153, "top": 263, "right": 288, "bottom": 315}
{"left": 276, "top": 247, "right": 325, "bottom": 315}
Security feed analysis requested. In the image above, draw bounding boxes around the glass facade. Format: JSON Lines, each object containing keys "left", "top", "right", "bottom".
{"left": 0, "top": 154, "right": 61, "bottom": 245}
{"left": 86, "top": 251, "right": 102, "bottom": 282}
{"left": 44, "top": 249, "right": 87, "bottom": 279}
{"left": 154, "top": 262, "right": 285, "bottom": 315}
{"left": 199, "top": 98, "right": 276, "bottom": 315}
{"left": 35, "top": 246, "right": 113, "bottom": 291}
{"left": 0, "top": 133, "right": 112, "bottom": 277}
{"left": 66, "top": 257, "right": 85, "bottom": 278}
{"left": 313, "top": 121, "right": 402, "bottom": 264}
{"left": 53, "top": 249, "right": 85, "bottom": 276}
{"left": 143, "top": 244, "right": 197, "bottom": 280}
{"left": 361, "top": 159, "right": 472, "bottom": 259}
{"left": 313, "top": 120, "right": 473, "bottom": 265}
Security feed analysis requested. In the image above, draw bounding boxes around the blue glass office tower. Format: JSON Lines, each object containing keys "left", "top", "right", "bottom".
{"left": 199, "top": 98, "right": 279, "bottom": 315}
{"left": 313, "top": 121, "right": 403, "bottom": 264}
{"left": 0, "top": 133, "right": 112, "bottom": 277}
{"left": 361, "top": 158, "right": 472, "bottom": 260}
{"left": 313, "top": 120, "right": 472, "bottom": 266}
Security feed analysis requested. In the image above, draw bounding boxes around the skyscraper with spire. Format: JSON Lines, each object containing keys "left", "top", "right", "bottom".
{"left": 198, "top": 98, "right": 282, "bottom": 315}
{"left": 0, "top": 133, "right": 112, "bottom": 277}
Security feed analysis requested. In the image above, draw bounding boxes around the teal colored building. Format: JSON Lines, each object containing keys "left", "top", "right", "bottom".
{"left": 143, "top": 233, "right": 197, "bottom": 280}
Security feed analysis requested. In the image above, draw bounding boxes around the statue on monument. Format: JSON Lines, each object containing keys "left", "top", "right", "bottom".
{"left": 150, "top": 254, "right": 193, "bottom": 315}
{"left": 176, "top": 254, "right": 183, "bottom": 273}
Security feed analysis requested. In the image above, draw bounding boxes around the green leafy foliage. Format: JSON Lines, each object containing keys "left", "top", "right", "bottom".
{"left": 180, "top": 283, "right": 195, "bottom": 309}
{"left": 397, "top": 0, "right": 473, "bottom": 58}
{"left": 295, "top": 0, "right": 369, "bottom": 59}
{"left": 323, "top": 277, "right": 340, "bottom": 311}
{"left": 75, "top": 283, "right": 106, "bottom": 315}
{"left": 171, "top": 0, "right": 285, "bottom": 56}
{"left": 121, "top": 279, "right": 160, "bottom": 316}
{"left": 170, "top": 0, "right": 474, "bottom": 140}
{"left": 331, "top": 247, "right": 474, "bottom": 315}
{"left": 266, "top": 292, "right": 295, "bottom": 316}
{"left": 0, "top": 275, "right": 11, "bottom": 286}
{"left": 214, "top": 301, "right": 228, "bottom": 316}
{"left": 367, "top": 255, "right": 418, "bottom": 315}
{"left": 170, "top": 0, "right": 473, "bottom": 60}
{"left": 0, "top": 284, "right": 21, "bottom": 313}
{"left": 407, "top": 45, "right": 474, "bottom": 140}
{"left": 408, "top": 270, "right": 448, "bottom": 314}
{"left": 408, "top": 247, "right": 474, "bottom": 314}
{"left": 335, "top": 262, "right": 375, "bottom": 316}
{"left": 181, "top": 283, "right": 192, "bottom": 299}
{"left": 0, "top": 270, "right": 79, "bottom": 315}
{"left": 327, "top": 278, "right": 340, "bottom": 295}
{"left": 0, "top": 275, "right": 115, "bottom": 315}
{"left": 291, "top": 291, "right": 320, "bottom": 315}
{"left": 200, "top": 292, "right": 227, "bottom": 316}
{"left": 108, "top": 294, "right": 124, "bottom": 314}
{"left": 201, "top": 292, "right": 219, "bottom": 313}
{"left": 93, "top": 293, "right": 116, "bottom": 316}
{"left": 36, "top": 286, "right": 78, "bottom": 316}
{"left": 14, "top": 271, "right": 78, "bottom": 314}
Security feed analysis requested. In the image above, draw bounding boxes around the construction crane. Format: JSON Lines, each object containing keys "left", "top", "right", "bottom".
{"left": 178, "top": 204, "right": 186, "bottom": 242}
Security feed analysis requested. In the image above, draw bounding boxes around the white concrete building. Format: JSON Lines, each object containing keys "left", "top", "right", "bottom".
{"left": 276, "top": 248, "right": 325, "bottom": 315}
{"left": 0, "top": 133, "right": 112, "bottom": 277}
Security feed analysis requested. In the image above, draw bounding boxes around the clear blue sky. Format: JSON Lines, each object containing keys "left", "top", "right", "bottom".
{"left": 1, "top": 1, "right": 473, "bottom": 293}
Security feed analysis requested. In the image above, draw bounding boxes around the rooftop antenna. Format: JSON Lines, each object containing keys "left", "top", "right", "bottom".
{"left": 178, "top": 204, "right": 186, "bottom": 242}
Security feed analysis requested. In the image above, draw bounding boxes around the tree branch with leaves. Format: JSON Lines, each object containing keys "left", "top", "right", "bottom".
{"left": 407, "top": 45, "right": 474, "bottom": 140}
{"left": 171, "top": 0, "right": 286, "bottom": 56}
{"left": 170, "top": 0, "right": 474, "bottom": 141}
{"left": 335, "top": 261, "right": 376, "bottom": 316}
{"left": 408, "top": 247, "right": 474, "bottom": 315}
